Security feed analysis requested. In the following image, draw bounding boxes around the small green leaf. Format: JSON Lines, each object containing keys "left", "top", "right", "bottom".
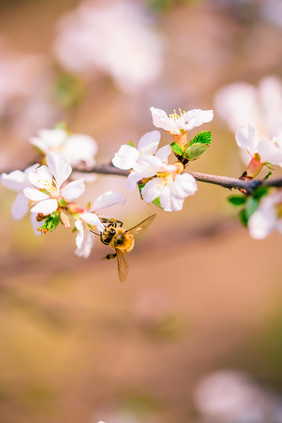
{"left": 58, "top": 198, "right": 67, "bottom": 207}
{"left": 54, "top": 122, "right": 67, "bottom": 131}
{"left": 263, "top": 171, "right": 272, "bottom": 181}
{"left": 245, "top": 197, "right": 259, "bottom": 219}
{"left": 189, "top": 131, "right": 212, "bottom": 146}
{"left": 39, "top": 211, "right": 61, "bottom": 234}
{"left": 239, "top": 209, "right": 248, "bottom": 227}
{"left": 138, "top": 183, "right": 146, "bottom": 199}
{"left": 152, "top": 197, "right": 163, "bottom": 209}
{"left": 128, "top": 140, "right": 135, "bottom": 147}
{"left": 170, "top": 142, "right": 184, "bottom": 156}
{"left": 227, "top": 195, "right": 247, "bottom": 206}
{"left": 184, "top": 143, "right": 209, "bottom": 160}
{"left": 253, "top": 186, "right": 269, "bottom": 200}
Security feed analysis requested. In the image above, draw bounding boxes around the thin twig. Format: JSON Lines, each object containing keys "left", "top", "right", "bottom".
{"left": 1, "top": 161, "right": 282, "bottom": 194}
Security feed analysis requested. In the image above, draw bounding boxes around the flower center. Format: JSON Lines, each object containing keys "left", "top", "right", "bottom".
{"left": 169, "top": 108, "right": 186, "bottom": 121}
{"left": 40, "top": 179, "right": 60, "bottom": 197}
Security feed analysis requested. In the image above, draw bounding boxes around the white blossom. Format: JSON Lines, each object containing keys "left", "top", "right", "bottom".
{"left": 150, "top": 106, "right": 213, "bottom": 135}
{"left": 30, "top": 128, "right": 98, "bottom": 167}
{"left": 1, "top": 164, "right": 39, "bottom": 220}
{"left": 24, "top": 152, "right": 85, "bottom": 216}
{"left": 53, "top": 0, "right": 164, "bottom": 93}
{"left": 215, "top": 76, "right": 282, "bottom": 139}
{"left": 75, "top": 191, "right": 126, "bottom": 258}
{"left": 235, "top": 124, "right": 282, "bottom": 166}
{"left": 248, "top": 191, "right": 282, "bottom": 239}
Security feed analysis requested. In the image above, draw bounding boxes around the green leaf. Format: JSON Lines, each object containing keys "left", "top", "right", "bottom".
{"left": 239, "top": 209, "right": 248, "bottom": 227}
{"left": 189, "top": 131, "right": 212, "bottom": 146}
{"left": 39, "top": 212, "right": 61, "bottom": 234}
{"left": 58, "top": 198, "right": 67, "bottom": 207}
{"left": 227, "top": 195, "right": 247, "bottom": 206}
{"left": 245, "top": 197, "right": 259, "bottom": 220}
{"left": 170, "top": 142, "right": 184, "bottom": 156}
{"left": 127, "top": 140, "right": 135, "bottom": 147}
{"left": 253, "top": 186, "right": 269, "bottom": 200}
{"left": 138, "top": 183, "right": 146, "bottom": 199}
{"left": 54, "top": 122, "right": 67, "bottom": 131}
{"left": 184, "top": 143, "right": 209, "bottom": 160}
{"left": 263, "top": 171, "right": 272, "bottom": 181}
{"left": 152, "top": 197, "right": 163, "bottom": 209}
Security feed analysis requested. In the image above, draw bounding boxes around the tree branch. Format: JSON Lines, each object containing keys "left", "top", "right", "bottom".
{"left": 1, "top": 161, "right": 282, "bottom": 194}
{"left": 75, "top": 163, "right": 282, "bottom": 194}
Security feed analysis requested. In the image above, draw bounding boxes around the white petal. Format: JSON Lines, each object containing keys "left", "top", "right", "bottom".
{"left": 11, "top": 193, "right": 29, "bottom": 220}
{"left": 92, "top": 191, "right": 126, "bottom": 210}
{"left": 75, "top": 219, "right": 84, "bottom": 248}
{"left": 159, "top": 186, "right": 184, "bottom": 212}
{"left": 126, "top": 171, "right": 144, "bottom": 190}
{"left": 235, "top": 125, "right": 258, "bottom": 156}
{"left": 81, "top": 212, "right": 104, "bottom": 232}
{"left": 137, "top": 130, "right": 160, "bottom": 154}
{"left": 75, "top": 226, "right": 95, "bottom": 258}
{"left": 30, "top": 199, "right": 58, "bottom": 215}
{"left": 155, "top": 144, "right": 171, "bottom": 162}
{"left": 112, "top": 144, "right": 139, "bottom": 169}
{"left": 28, "top": 165, "right": 53, "bottom": 189}
{"left": 150, "top": 107, "right": 177, "bottom": 133}
{"left": 30, "top": 213, "right": 43, "bottom": 236}
{"left": 23, "top": 187, "right": 50, "bottom": 201}
{"left": 61, "top": 178, "right": 85, "bottom": 200}
{"left": 133, "top": 154, "right": 162, "bottom": 175}
{"left": 248, "top": 209, "right": 275, "bottom": 239}
{"left": 141, "top": 178, "right": 164, "bottom": 203}
{"left": 257, "top": 139, "right": 282, "bottom": 164}
{"left": 47, "top": 152, "right": 72, "bottom": 188}
{"left": 171, "top": 173, "right": 198, "bottom": 198}
{"left": 185, "top": 109, "right": 214, "bottom": 130}
{"left": 1, "top": 170, "right": 26, "bottom": 191}
{"left": 63, "top": 134, "right": 98, "bottom": 166}
{"left": 34, "top": 128, "right": 67, "bottom": 149}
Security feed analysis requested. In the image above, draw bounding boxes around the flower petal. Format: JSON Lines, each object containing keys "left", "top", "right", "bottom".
{"left": 141, "top": 177, "right": 164, "bottom": 203}
{"left": 235, "top": 124, "right": 258, "bottom": 156}
{"left": 159, "top": 186, "right": 184, "bottom": 212}
{"left": 24, "top": 187, "right": 50, "bottom": 201}
{"left": 126, "top": 171, "right": 144, "bottom": 190}
{"left": 112, "top": 144, "right": 139, "bottom": 169}
{"left": 171, "top": 173, "right": 198, "bottom": 198}
{"left": 12, "top": 193, "right": 30, "bottom": 220}
{"left": 81, "top": 212, "right": 104, "bottom": 232}
{"left": 92, "top": 191, "right": 126, "bottom": 210}
{"left": 30, "top": 213, "right": 43, "bottom": 236}
{"left": 63, "top": 134, "right": 98, "bottom": 166}
{"left": 30, "top": 128, "right": 67, "bottom": 153}
{"left": 47, "top": 152, "right": 72, "bottom": 188}
{"left": 137, "top": 130, "right": 160, "bottom": 154}
{"left": 75, "top": 219, "right": 84, "bottom": 248}
{"left": 1, "top": 170, "right": 26, "bottom": 191}
{"left": 257, "top": 139, "right": 282, "bottom": 165}
{"left": 150, "top": 106, "right": 177, "bottom": 133}
{"left": 30, "top": 199, "right": 58, "bottom": 215}
{"left": 184, "top": 109, "right": 213, "bottom": 130}
{"left": 28, "top": 165, "right": 53, "bottom": 189}
{"left": 155, "top": 144, "right": 171, "bottom": 162}
{"left": 61, "top": 178, "right": 85, "bottom": 200}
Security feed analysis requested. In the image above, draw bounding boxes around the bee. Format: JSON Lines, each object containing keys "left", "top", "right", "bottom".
{"left": 91, "top": 214, "right": 156, "bottom": 282}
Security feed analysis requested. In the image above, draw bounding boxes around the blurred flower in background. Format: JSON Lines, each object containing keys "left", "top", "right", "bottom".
{"left": 194, "top": 369, "right": 282, "bottom": 423}
{"left": 53, "top": 0, "right": 164, "bottom": 94}
{"left": 214, "top": 76, "right": 282, "bottom": 139}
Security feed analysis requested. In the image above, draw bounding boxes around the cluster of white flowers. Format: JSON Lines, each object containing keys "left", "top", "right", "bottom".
{"left": 1, "top": 149, "right": 125, "bottom": 258}
{"left": 112, "top": 107, "right": 213, "bottom": 212}
{"left": 1, "top": 101, "right": 282, "bottom": 257}
{"left": 53, "top": 0, "right": 164, "bottom": 93}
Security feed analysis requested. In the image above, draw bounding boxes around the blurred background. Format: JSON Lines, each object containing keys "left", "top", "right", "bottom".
{"left": 0, "top": 0, "right": 282, "bottom": 422}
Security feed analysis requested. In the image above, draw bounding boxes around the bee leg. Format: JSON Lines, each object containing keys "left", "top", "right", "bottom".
{"left": 116, "top": 220, "right": 123, "bottom": 227}
{"left": 103, "top": 253, "right": 117, "bottom": 260}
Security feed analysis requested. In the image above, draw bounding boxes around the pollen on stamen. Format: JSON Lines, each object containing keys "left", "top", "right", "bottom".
{"left": 169, "top": 108, "right": 186, "bottom": 121}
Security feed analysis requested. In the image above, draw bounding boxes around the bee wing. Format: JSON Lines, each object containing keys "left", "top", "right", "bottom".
{"left": 116, "top": 249, "right": 129, "bottom": 283}
{"left": 126, "top": 214, "right": 156, "bottom": 236}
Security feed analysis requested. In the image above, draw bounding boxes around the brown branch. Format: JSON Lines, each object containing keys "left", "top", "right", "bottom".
{"left": 1, "top": 161, "right": 282, "bottom": 194}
